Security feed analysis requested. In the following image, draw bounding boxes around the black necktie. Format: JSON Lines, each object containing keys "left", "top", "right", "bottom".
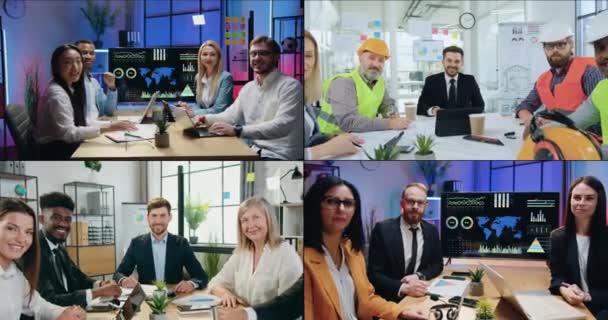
{"left": 53, "top": 248, "right": 68, "bottom": 290}
{"left": 406, "top": 227, "right": 418, "bottom": 275}
{"left": 448, "top": 79, "right": 456, "bottom": 107}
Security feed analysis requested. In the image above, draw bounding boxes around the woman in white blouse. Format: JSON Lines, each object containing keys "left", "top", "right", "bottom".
{"left": 177, "top": 40, "right": 234, "bottom": 116}
{"left": 36, "top": 44, "right": 135, "bottom": 159}
{"left": 209, "top": 196, "right": 302, "bottom": 309}
{"left": 0, "top": 198, "right": 85, "bottom": 320}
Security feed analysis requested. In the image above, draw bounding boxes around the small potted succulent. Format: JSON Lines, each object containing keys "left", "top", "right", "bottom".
{"left": 414, "top": 134, "right": 436, "bottom": 160}
{"left": 469, "top": 267, "right": 485, "bottom": 296}
{"left": 154, "top": 117, "right": 171, "bottom": 148}
{"left": 146, "top": 293, "right": 170, "bottom": 320}
{"left": 152, "top": 280, "right": 168, "bottom": 300}
{"left": 363, "top": 144, "right": 399, "bottom": 160}
{"left": 475, "top": 298, "right": 495, "bottom": 320}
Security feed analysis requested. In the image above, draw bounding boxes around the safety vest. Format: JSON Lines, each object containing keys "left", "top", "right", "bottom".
{"left": 317, "top": 68, "right": 385, "bottom": 134}
{"left": 593, "top": 80, "right": 608, "bottom": 144}
{"left": 536, "top": 57, "right": 596, "bottom": 112}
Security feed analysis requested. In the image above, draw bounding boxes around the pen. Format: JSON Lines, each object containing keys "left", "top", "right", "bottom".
{"left": 352, "top": 142, "right": 363, "bottom": 148}
{"left": 125, "top": 132, "right": 144, "bottom": 139}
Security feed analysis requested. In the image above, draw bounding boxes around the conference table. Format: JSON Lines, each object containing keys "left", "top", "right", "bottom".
{"left": 334, "top": 113, "right": 525, "bottom": 160}
{"left": 398, "top": 260, "right": 595, "bottom": 320}
{"left": 71, "top": 107, "right": 258, "bottom": 160}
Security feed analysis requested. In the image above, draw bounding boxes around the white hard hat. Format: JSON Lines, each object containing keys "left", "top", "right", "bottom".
{"left": 586, "top": 10, "right": 608, "bottom": 43}
{"left": 539, "top": 23, "right": 573, "bottom": 43}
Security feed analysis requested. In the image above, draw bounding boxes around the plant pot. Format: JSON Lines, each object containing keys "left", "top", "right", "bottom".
{"left": 155, "top": 133, "right": 170, "bottom": 148}
{"left": 414, "top": 152, "right": 436, "bottom": 160}
{"left": 152, "top": 289, "right": 167, "bottom": 300}
{"left": 189, "top": 236, "right": 198, "bottom": 244}
{"left": 476, "top": 315, "right": 494, "bottom": 320}
{"left": 149, "top": 314, "right": 167, "bottom": 320}
{"left": 470, "top": 282, "right": 484, "bottom": 296}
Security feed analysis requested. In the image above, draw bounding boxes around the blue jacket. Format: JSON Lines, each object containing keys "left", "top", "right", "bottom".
{"left": 193, "top": 71, "right": 234, "bottom": 115}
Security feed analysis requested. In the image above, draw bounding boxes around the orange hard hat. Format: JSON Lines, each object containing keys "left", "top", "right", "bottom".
{"left": 357, "top": 38, "right": 390, "bottom": 59}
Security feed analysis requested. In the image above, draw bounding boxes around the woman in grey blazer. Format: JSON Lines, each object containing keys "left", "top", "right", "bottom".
{"left": 178, "top": 40, "right": 233, "bottom": 115}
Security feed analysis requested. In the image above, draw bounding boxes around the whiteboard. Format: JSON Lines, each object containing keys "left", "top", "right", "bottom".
{"left": 118, "top": 203, "right": 149, "bottom": 261}
{"left": 413, "top": 40, "right": 443, "bottom": 62}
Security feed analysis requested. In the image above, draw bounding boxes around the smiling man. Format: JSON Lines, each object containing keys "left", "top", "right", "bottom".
{"left": 113, "top": 197, "right": 207, "bottom": 294}
{"left": 37, "top": 192, "right": 122, "bottom": 308}
{"left": 199, "top": 36, "right": 303, "bottom": 160}
{"left": 417, "top": 46, "right": 485, "bottom": 116}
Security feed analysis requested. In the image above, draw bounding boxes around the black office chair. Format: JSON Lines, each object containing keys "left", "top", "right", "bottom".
{"left": 5, "top": 104, "right": 37, "bottom": 159}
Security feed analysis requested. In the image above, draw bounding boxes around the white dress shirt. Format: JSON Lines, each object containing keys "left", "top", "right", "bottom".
{"left": 322, "top": 244, "right": 357, "bottom": 320}
{"left": 400, "top": 217, "right": 424, "bottom": 275}
{"left": 208, "top": 241, "right": 302, "bottom": 315}
{"left": 83, "top": 74, "right": 113, "bottom": 129}
{"left": 200, "top": 75, "right": 213, "bottom": 108}
{"left": 0, "top": 262, "right": 65, "bottom": 320}
{"left": 576, "top": 234, "right": 590, "bottom": 292}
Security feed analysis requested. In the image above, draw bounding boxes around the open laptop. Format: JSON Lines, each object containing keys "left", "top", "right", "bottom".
{"left": 182, "top": 112, "right": 217, "bottom": 138}
{"left": 115, "top": 284, "right": 147, "bottom": 320}
{"left": 435, "top": 108, "right": 482, "bottom": 137}
{"left": 117, "top": 91, "right": 160, "bottom": 124}
{"left": 481, "top": 262, "right": 586, "bottom": 320}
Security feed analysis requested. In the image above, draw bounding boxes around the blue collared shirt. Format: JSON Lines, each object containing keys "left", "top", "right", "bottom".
{"left": 151, "top": 233, "right": 168, "bottom": 282}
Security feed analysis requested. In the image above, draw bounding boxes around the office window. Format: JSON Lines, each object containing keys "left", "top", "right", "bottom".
{"left": 160, "top": 161, "right": 241, "bottom": 245}
{"left": 576, "top": 0, "right": 606, "bottom": 56}
{"left": 489, "top": 161, "right": 563, "bottom": 192}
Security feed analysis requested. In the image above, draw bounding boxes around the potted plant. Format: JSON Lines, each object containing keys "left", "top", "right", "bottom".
{"left": 24, "top": 63, "right": 42, "bottom": 124}
{"left": 416, "top": 161, "right": 451, "bottom": 196}
{"left": 154, "top": 117, "right": 171, "bottom": 148}
{"left": 152, "top": 280, "right": 168, "bottom": 300}
{"left": 475, "top": 298, "right": 495, "bottom": 320}
{"left": 80, "top": 0, "right": 121, "bottom": 48}
{"left": 414, "top": 134, "right": 436, "bottom": 160}
{"left": 362, "top": 144, "right": 399, "bottom": 160}
{"left": 469, "top": 267, "right": 485, "bottom": 296}
{"left": 146, "top": 293, "right": 170, "bottom": 320}
{"left": 203, "top": 236, "right": 222, "bottom": 280}
{"left": 184, "top": 197, "right": 209, "bottom": 244}
{"left": 84, "top": 161, "right": 102, "bottom": 183}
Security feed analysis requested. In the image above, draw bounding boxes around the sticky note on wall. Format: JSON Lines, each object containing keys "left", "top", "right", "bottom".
{"left": 246, "top": 172, "right": 255, "bottom": 182}
{"left": 223, "top": 192, "right": 230, "bottom": 199}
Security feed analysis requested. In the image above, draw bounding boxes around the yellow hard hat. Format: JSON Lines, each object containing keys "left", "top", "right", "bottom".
{"left": 517, "top": 111, "right": 602, "bottom": 160}
{"left": 357, "top": 38, "right": 390, "bottom": 59}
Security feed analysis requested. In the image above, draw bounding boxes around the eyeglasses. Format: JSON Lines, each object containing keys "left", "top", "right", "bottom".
{"left": 403, "top": 199, "right": 427, "bottom": 207}
{"left": 249, "top": 50, "right": 273, "bottom": 58}
{"left": 543, "top": 41, "right": 569, "bottom": 51}
{"left": 50, "top": 214, "right": 72, "bottom": 224}
{"left": 321, "top": 196, "right": 356, "bottom": 210}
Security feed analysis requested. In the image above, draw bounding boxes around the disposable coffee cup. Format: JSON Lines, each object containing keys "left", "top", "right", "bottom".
{"left": 469, "top": 113, "right": 485, "bottom": 135}
{"left": 405, "top": 104, "right": 417, "bottom": 121}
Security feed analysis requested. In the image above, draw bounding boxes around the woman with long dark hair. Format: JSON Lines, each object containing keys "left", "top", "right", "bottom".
{"left": 549, "top": 176, "right": 608, "bottom": 318}
{"left": 304, "top": 176, "right": 426, "bottom": 320}
{"left": 0, "top": 199, "right": 85, "bottom": 319}
{"left": 36, "top": 44, "right": 135, "bottom": 159}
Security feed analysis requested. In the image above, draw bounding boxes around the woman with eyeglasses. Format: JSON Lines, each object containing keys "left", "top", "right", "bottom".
{"left": 549, "top": 176, "right": 608, "bottom": 319}
{"left": 304, "top": 176, "right": 427, "bottom": 320}
{"left": 0, "top": 198, "right": 85, "bottom": 320}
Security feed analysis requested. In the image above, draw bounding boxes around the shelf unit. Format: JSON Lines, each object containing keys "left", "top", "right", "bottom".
{"left": 278, "top": 202, "right": 303, "bottom": 256}
{"left": 0, "top": 170, "right": 38, "bottom": 213}
{"left": 63, "top": 181, "right": 116, "bottom": 278}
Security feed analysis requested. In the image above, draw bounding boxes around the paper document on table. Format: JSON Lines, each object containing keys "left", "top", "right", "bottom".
{"left": 116, "top": 116, "right": 142, "bottom": 122}
{"left": 514, "top": 291, "right": 586, "bottom": 320}
{"left": 172, "top": 293, "right": 220, "bottom": 307}
{"left": 105, "top": 124, "right": 157, "bottom": 142}
{"left": 427, "top": 278, "right": 470, "bottom": 298}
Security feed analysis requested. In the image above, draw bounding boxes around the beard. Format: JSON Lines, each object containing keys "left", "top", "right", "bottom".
{"left": 547, "top": 53, "right": 570, "bottom": 69}
{"left": 361, "top": 65, "right": 382, "bottom": 81}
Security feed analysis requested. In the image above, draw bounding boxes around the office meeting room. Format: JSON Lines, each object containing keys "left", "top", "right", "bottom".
{"left": 304, "top": 0, "right": 608, "bottom": 160}
{"left": 0, "top": 160, "right": 304, "bottom": 320}
{"left": 0, "top": 0, "right": 304, "bottom": 161}
{"left": 303, "top": 160, "right": 608, "bottom": 320}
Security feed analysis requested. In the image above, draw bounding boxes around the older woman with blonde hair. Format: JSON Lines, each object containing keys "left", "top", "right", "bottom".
{"left": 209, "top": 196, "right": 302, "bottom": 317}
{"left": 177, "top": 40, "right": 233, "bottom": 115}
{"left": 304, "top": 30, "right": 364, "bottom": 160}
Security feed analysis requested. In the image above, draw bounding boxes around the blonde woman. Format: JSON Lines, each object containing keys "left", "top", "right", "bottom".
{"left": 177, "top": 40, "right": 233, "bottom": 115}
{"left": 304, "top": 30, "right": 363, "bottom": 160}
{"left": 209, "top": 196, "right": 302, "bottom": 318}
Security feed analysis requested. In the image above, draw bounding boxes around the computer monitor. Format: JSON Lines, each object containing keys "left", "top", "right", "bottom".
{"left": 109, "top": 48, "right": 199, "bottom": 102}
{"left": 441, "top": 192, "right": 559, "bottom": 259}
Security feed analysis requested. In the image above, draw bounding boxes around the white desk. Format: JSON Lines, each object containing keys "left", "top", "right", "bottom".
{"left": 335, "top": 113, "right": 525, "bottom": 160}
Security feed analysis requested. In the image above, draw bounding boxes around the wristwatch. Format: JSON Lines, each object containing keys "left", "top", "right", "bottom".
{"left": 416, "top": 272, "right": 426, "bottom": 281}
{"left": 234, "top": 125, "right": 243, "bottom": 137}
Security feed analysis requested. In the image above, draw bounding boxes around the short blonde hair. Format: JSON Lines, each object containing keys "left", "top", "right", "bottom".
{"left": 401, "top": 183, "right": 428, "bottom": 199}
{"left": 237, "top": 196, "right": 282, "bottom": 251}
{"left": 304, "top": 30, "right": 321, "bottom": 105}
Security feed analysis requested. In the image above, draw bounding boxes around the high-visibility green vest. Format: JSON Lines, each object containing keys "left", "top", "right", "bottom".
{"left": 317, "top": 67, "right": 385, "bottom": 134}
{"left": 592, "top": 79, "right": 608, "bottom": 144}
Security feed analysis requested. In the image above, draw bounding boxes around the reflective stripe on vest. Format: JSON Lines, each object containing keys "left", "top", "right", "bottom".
{"left": 592, "top": 80, "right": 608, "bottom": 144}
{"left": 536, "top": 57, "right": 596, "bottom": 112}
{"left": 317, "top": 68, "right": 385, "bottom": 134}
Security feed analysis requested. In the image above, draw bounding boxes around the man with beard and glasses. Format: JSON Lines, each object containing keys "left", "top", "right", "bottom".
{"left": 317, "top": 38, "right": 410, "bottom": 134}
{"left": 114, "top": 197, "right": 207, "bottom": 294}
{"left": 367, "top": 183, "right": 443, "bottom": 302}
{"left": 417, "top": 46, "right": 485, "bottom": 116}
{"left": 516, "top": 23, "right": 605, "bottom": 126}
{"left": 197, "top": 36, "right": 303, "bottom": 160}
{"left": 37, "top": 192, "right": 122, "bottom": 308}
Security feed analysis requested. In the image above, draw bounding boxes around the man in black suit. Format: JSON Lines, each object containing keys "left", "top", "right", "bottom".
{"left": 37, "top": 192, "right": 122, "bottom": 307}
{"left": 114, "top": 197, "right": 207, "bottom": 294}
{"left": 417, "top": 46, "right": 485, "bottom": 116}
{"left": 368, "top": 183, "right": 444, "bottom": 302}
{"left": 216, "top": 275, "right": 303, "bottom": 320}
